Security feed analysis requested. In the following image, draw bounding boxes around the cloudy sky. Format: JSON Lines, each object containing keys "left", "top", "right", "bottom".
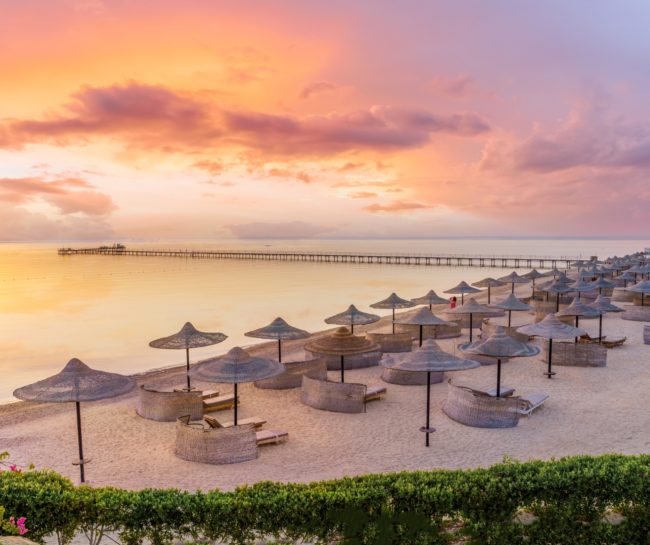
{"left": 1, "top": 0, "right": 649, "bottom": 241}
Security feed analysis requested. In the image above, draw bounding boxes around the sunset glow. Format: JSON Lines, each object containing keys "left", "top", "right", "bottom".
{"left": 2, "top": 0, "right": 649, "bottom": 240}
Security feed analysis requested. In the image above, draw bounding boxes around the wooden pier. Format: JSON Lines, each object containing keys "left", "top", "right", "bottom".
{"left": 57, "top": 246, "right": 578, "bottom": 269}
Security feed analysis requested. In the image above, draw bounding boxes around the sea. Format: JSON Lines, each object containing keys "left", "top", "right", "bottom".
{"left": 1, "top": 238, "right": 648, "bottom": 402}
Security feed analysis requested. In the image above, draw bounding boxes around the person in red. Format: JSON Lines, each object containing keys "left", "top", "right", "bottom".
{"left": 449, "top": 296, "right": 457, "bottom": 309}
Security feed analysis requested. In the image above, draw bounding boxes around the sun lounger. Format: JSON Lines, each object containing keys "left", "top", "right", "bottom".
{"left": 484, "top": 386, "right": 515, "bottom": 398}
{"left": 364, "top": 385, "right": 387, "bottom": 402}
{"left": 602, "top": 336, "right": 626, "bottom": 349}
{"left": 204, "top": 416, "right": 266, "bottom": 429}
{"left": 256, "top": 429, "right": 289, "bottom": 445}
{"left": 202, "top": 394, "right": 237, "bottom": 412}
{"left": 201, "top": 389, "right": 221, "bottom": 399}
{"left": 518, "top": 392, "right": 549, "bottom": 416}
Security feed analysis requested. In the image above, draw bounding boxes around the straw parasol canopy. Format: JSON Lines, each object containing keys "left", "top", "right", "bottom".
{"left": 304, "top": 327, "right": 380, "bottom": 382}
{"left": 191, "top": 347, "right": 284, "bottom": 425}
{"left": 590, "top": 276, "right": 616, "bottom": 295}
{"left": 459, "top": 326, "right": 540, "bottom": 397}
{"left": 472, "top": 277, "right": 504, "bottom": 304}
{"left": 589, "top": 295, "right": 624, "bottom": 343}
{"left": 443, "top": 280, "right": 481, "bottom": 305}
{"left": 149, "top": 322, "right": 227, "bottom": 391}
{"left": 557, "top": 297, "right": 602, "bottom": 343}
{"left": 411, "top": 289, "right": 448, "bottom": 310}
{"left": 497, "top": 271, "right": 530, "bottom": 294}
{"left": 395, "top": 307, "right": 454, "bottom": 346}
{"left": 523, "top": 269, "right": 546, "bottom": 297}
{"left": 544, "top": 280, "right": 573, "bottom": 311}
{"left": 245, "top": 317, "right": 310, "bottom": 362}
{"left": 324, "top": 304, "right": 380, "bottom": 333}
{"left": 381, "top": 339, "right": 479, "bottom": 446}
{"left": 13, "top": 358, "right": 135, "bottom": 483}
{"left": 618, "top": 271, "right": 637, "bottom": 287}
{"left": 370, "top": 292, "right": 416, "bottom": 334}
{"left": 490, "top": 293, "right": 531, "bottom": 327}
{"left": 627, "top": 280, "right": 650, "bottom": 306}
{"left": 446, "top": 298, "right": 498, "bottom": 342}
{"left": 569, "top": 278, "right": 597, "bottom": 299}
{"left": 517, "top": 314, "right": 586, "bottom": 378}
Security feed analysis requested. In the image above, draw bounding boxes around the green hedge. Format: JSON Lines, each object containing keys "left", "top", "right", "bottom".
{"left": 2, "top": 454, "right": 650, "bottom": 544}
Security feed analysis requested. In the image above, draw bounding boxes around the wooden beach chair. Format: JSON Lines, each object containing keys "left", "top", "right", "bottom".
{"left": 578, "top": 333, "right": 603, "bottom": 344}
{"left": 256, "top": 429, "right": 289, "bottom": 446}
{"left": 602, "top": 336, "right": 627, "bottom": 349}
{"left": 204, "top": 415, "right": 266, "bottom": 430}
{"left": 364, "top": 385, "right": 387, "bottom": 402}
{"left": 203, "top": 393, "right": 237, "bottom": 412}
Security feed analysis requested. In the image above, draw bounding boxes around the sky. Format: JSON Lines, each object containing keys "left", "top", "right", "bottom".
{"left": 1, "top": 0, "right": 649, "bottom": 241}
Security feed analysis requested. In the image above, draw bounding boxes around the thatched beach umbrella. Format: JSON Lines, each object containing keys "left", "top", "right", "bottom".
{"left": 523, "top": 269, "right": 545, "bottom": 298}
{"left": 443, "top": 281, "right": 481, "bottom": 305}
{"left": 569, "top": 278, "right": 597, "bottom": 299}
{"left": 304, "top": 327, "right": 380, "bottom": 383}
{"left": 245, "top": 317, "right": 310, "bottom": 362}
{"left": 459, "top": 326, "right": 540, "bottom": 397}
{"left": 618, "top": 271, "right": 637, "bottom": 287}
{"left": 517, "top": 314, "right": 586, "bottom": 378}
{"left": 370, "top": 293, "right": 416, "bottom": 334}
{"left": 380, "top": 340, "right": 479, "bottom": 446}
{"left": 490, "top": 293, "right": 531, "bottom": 327}
{"left": 324, "top": 304, "right": 380, "bottom": 333}
{"left": 13, "top": 358, "right": 135, "bottom": 483}
{"left": 472, "top": 277, "right": 504, "bottom": 304}
{"left": 628, "top": 280, "right": 650, "bottom": 306}
{"left": 588, "top": 296, "right": 623, "bottom": 343}
{"left": 557, "top": 298, "right": 602, "bottom": 343}
{"left": 395, "top": 307, "right": 454, "bottom": 346}
{"left": 149, "top": 322, "right": 227, "bottom": 391}
{"left": 497, "top": 271, "right": 530, "bottom": 294}
{"left": 191, "top": 347, "right": 284, "bottom": 425}
{"left": 446, "top": 298, "right": 497, "bottom": 342}
{"left": 411, "top": 289, "right": 448, "bottom": 310}
{"left": 590, "top": 276, "right": 616, "bottom": 295}
{"left": 545, "top": 280, "right": 573, "bottom": 311}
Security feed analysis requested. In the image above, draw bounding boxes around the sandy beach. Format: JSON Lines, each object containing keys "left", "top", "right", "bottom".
{"left": 1, "top": 281, "right": 649, "bottom": 492}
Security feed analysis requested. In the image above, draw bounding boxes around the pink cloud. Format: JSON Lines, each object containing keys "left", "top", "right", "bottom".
{"left": 299, "top": 81, "right": 339, "bottom": 99}
{"left": 193, "top": 160, "right": 224, "bottom": 175}
{"left": 364, "top": 200, "right": 430, "bottom": 213}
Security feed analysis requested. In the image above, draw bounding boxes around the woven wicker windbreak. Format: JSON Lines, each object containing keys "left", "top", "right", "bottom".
{"left": 517, "top": 313, "right": 586, "bottom": 340}
{"left": 13, "top": 358, "right": 135, "bottom": 403}
{"left": 324, "top": 304, "right": 380, "bottom": 327}
{"left": 381, "top": 339, "right": 480, "bottom": 373}
{"left": 472, "top": 277, "right": 504, "bottom": 289}
{"left": 411, "top": 290, "right": 448, "bottom": 306}
{"left": 244, "top": 317, "right": 310, "bottom": 340}
{"left": 395, "top": 307, "right": 453, "bottom": 326}
{"left": 190, "top": 347, "right": 285, "bottom": 384}
{"left": 304, "top": 327, "right": 380, "bottom": 356}
{"left": 557, "top": 298, "right": 602, "bottom": 318}
{"left": 443, "top": 281, "right": 481, "bottom": 296}
{"left": 459, "top": 326, "right": 540, "bottom": 359}
{"left": 589, "top": 296, "right": 623, "bottom": 313}
{"left": 149, "top": 322, "right": 227, "bottom": 350}
{"left": 497, "top": 271, "right": 530, "bottom": 285}
{"left": 490, "top": 293, "right": 531, "bottom": 312}
{"left": 370, "top": 292, "right": 416, "bottom": 310}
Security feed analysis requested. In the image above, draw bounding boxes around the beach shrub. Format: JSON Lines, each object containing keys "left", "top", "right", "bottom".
{"left": 2, "top": 454, "right": 650, "bottom": 544}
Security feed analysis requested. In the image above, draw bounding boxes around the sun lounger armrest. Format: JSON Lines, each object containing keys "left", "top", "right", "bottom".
{"left": 518, "top": 392, "right": 549, "bottom": 416}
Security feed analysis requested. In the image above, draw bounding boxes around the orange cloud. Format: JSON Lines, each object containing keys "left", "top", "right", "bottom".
{"left": 364, "top": 200, "right": 431, "bottom": 213}
{"left": 349, "top": 191, "right": 377, "bottom": 199}
{"left": 299, "top": 80, "right": 339, "bottom": 99}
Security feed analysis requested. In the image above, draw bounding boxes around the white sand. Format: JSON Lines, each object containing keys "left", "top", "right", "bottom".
{"left": 1, "top": 283, "right": 649, "bottom": 491}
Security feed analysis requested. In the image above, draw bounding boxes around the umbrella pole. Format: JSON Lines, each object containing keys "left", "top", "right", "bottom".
{"left": 278, "top": 339, "right": 282, "bottom": 363}
{"left": 532, "top": 278, "right": 535, "bottom": 298}
{"left": 392, "top": 308, "right": 395, "bottom": 334}
{"left": 429, "top": 303, "right": 432, "bottom": 311}
{"left": 496, "top": 359, "right": 501, "bottom": 397}
{"left": 420, "top": 371, "right": 434, "bottom": 447}
{"left": 488, "top": 285, "right": 491, "bottom": 304}
{"left": 598, "top": 314, "right": 603, "bottom": 344}
{"left": 461, "top": 293, "right": 464, "bottom": 305}
{"left": 185, "top": 348, "right": 191, "bottom": 390}
{"left": 546, "top": 339, "right": 554, "bottom": 378}
{"left": 508, "top": 310, "right": 512, "bottom": 328}
{"left": 575, "top": 316, "right": 579, "bottom": 344}
{"left": 511, "top": 283, "right": 514, "bottom": 294}
{"left": 469, "top": 313, "right": 473, "bottom": 342}
{"left": 75, "top": 401, "right": 85, "bottom": 483}
{"left": 340, "top": 355, "right": 345, "bottom": 383}
{"left": 556, "top": 293, "right": 560, "bottom": 312}
{"left": 351, "top": 323, "right": 354, "bottom": 334}
{"left": 233, "top": 383, "right": 238, "bottom": 425}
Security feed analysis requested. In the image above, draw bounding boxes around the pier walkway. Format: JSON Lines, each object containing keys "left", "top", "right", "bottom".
{"left": 57, "top": 247, "right": 578, "bottom": 269}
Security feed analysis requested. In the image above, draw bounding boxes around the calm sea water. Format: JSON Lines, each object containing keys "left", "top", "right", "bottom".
{"left": 1, "top": 239, "right": 647, "bottom": 402}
